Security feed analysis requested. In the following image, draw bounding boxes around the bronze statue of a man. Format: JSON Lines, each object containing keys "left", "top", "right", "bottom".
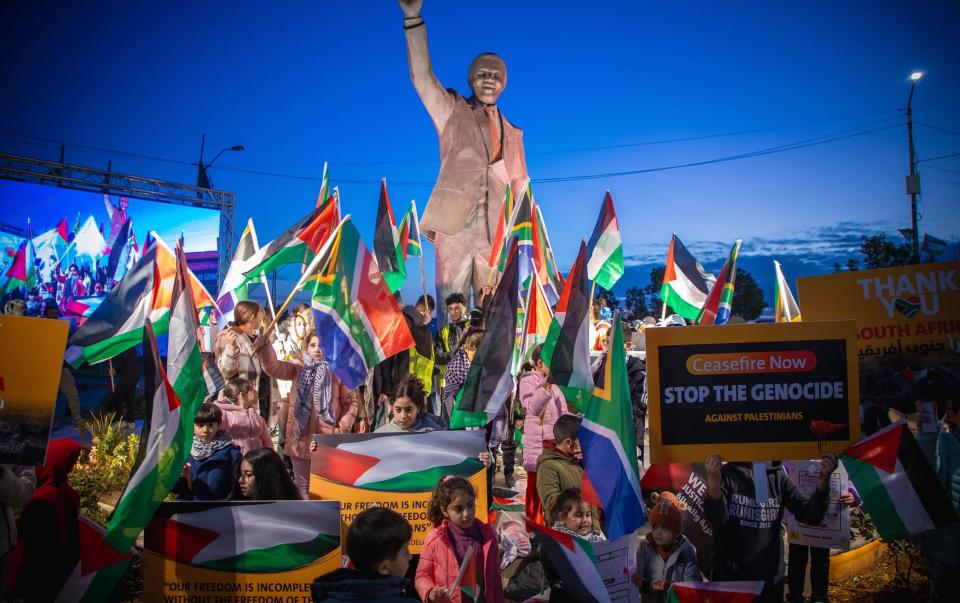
{"left": 400, "top": 0, "right": 529, "bottom": 314}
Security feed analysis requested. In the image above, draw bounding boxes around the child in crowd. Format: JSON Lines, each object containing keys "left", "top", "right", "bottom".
{"left": 258, "top": 331, "right": 356, "bottom": 499}
{"left": 549, "top": 487, "right": 606, "bottom": 543}
{"left": 311, "top": 507, "right": 415, "bottom": 602}
{"left": 704, "top": 454, "right": 838, "bottom": 603}
{"left": 537, "top": 415, "right": 595, "bottom": 526}
{"left": 237, "top": 448, "right": 301, "bottom": 501}
{"left": 520, "top": 344, "right": 570, "bottom": 522}
{"left": 633, "top": 493, "right": 700, "bottom": 602}
{"left": 416, "top": 476, "right": 505, "bottom": 603}
{"left": 175, "top": 403, "right": 241, "bottom": 501}
{"left": 215, "top": 378, "right": 273, "bottom": 454}
{"left": 375, "top": 375, "right": 444, "bottom": 433}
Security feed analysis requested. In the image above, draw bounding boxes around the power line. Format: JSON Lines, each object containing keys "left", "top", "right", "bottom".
{"left": 216, "top": 106, "right": 910, "bottom": 168}
{"left": 917, "top": 151, "right": 960, "bottom": 163}
{"left": 533, "top": 121, "right": 904, "bottom": 183}
{"left": 0, "top": 115, "right": 909, "bottom": 186}
{"left": 916, "top": 122, "right": 960, "bottom": 137}
{"left": 0, "top": 130, "right": 194, "bottom": 166}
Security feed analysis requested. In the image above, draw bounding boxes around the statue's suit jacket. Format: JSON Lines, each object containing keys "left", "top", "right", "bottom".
{"left": 405, "top": 23, "right": 529, "bottom": 243}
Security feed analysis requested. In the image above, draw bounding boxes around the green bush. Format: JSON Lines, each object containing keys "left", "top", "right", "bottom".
{"left": 70, "top": 412, "right": 139, "bottom": 524}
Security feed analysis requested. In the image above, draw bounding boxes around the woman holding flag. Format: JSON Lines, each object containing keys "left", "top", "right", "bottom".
{"left": 258, "top": 331, "right": 357, "bottom": 499}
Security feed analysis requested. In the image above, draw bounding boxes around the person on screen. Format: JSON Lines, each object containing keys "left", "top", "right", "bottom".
{"left": 102, "top": 193, "right": 130, "bottom": 254}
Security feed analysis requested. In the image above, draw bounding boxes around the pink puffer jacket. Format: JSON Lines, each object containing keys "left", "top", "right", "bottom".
{"left": 415, "top": 520, "right": 505, "bottom": 603}
{"left": 519, "top": 370, "right": 569, "bottom": 472}
{"left": 213, "top": 401, "right": 273, "bottom": 455}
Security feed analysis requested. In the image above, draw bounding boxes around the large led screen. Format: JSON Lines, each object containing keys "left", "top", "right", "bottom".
{"left": 0, "top": 178, "right": 221, "bottom": 318}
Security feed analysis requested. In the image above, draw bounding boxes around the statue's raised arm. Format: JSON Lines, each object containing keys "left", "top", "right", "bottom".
{"left": 399, "top": 0, "right": 455, "bottom": 132}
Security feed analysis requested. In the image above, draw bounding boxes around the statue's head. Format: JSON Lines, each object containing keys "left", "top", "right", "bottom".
{"left": 468, "top": 53, "right": 507, "bottom": 105}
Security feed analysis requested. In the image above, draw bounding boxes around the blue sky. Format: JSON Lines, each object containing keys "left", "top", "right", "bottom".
{"left": 1, "top": 1, "right": 958, "bottom": 306}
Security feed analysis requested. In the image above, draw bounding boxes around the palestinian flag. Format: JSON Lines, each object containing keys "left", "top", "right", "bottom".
{"left": 216, "top": 218, "right": 263, "bottom": 328}
{"left": 526, "top": 520, "right": 612, "bottom": 603}
{"left": 773, "top": 260, "right": 801, "bottom": 323}
{"left": 312, "top": 430, "right": 486, "bottom": 492}
{"left": 311, "top": 218, "right": 414, "bottom": 390}
{"left": 586, "top": 191, "right": 624, "bottom": 291}
{"left": 54, "top": 515, "right": 135, "bottom": 603}
{"left": 449, "top": 241, "right": 520, "bottom": 429}
{"left": 840, "top": 421, "right": 958, "bottom": 541}
{"left": 241, "top": 201, "right": 339, "bottom": 285}
{"left": 64, "top": 235, "right": 216, "bottom": 368}
{"left": 145, "top": 501, "right": 340, "bottom": 572}
{"left": 56, "top": 217, "right": 70, "bottom": 243}
{"left": 315, "top": 161, "right": 332, "bottom": 209}
{"left": 398, "top": 199, "right": 423, "bottom": 258}
{"left": 667, "top": 581, "right": 764, "bottom": 602}
{"left": 580, "top": 313, "right": 644, "bottom": 540}
{"left": 660, "top": 234, "right": 715, "bottom": 320}
{"left": 488, "top": 182, "right": 517, "bottom": 270}
{"left": 0, "top": 237, "right": 36, "bottom": 294}
{"left": 697, "top": 239, "right": 741, "bottom": 326}
{"left": 518, "top": 265, "right": 554, "bottom": 368}
{"left": 61, "top": 296, "right": 103, "bottom": 326}
{"left": 103, "top": 247, "right": 207, "bottom": 552}
{"left": 372, "top": 178, "right": 406, "bottom": 293}
{"left": 200, "top": 352, "right": 225, "bottom": 400}
{"left": 542, "top": 240, "right": 593, "bottom": 409}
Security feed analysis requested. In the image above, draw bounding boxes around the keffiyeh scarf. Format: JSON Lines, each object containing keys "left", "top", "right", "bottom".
{"left": 294, "top": 355, "right": 334, "bottom": 436}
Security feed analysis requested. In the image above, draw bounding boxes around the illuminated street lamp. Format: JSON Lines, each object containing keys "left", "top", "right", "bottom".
{"left": 905, "top": 71, "right": 923, "bottom": 263}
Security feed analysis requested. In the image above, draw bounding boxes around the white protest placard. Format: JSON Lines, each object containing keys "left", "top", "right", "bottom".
{"left": 594, "top": 533, "right": 639, "bottom": 603}
{"left": 785, "top": 460, "right": 851, "bottom": 550}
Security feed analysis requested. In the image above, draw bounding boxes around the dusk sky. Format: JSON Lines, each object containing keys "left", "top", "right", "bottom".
{"left": 2, "top": 1, "right": 958, "bottom": 307}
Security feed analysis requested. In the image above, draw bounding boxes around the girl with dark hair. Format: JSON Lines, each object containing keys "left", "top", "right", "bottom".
{"left": 375, "top": 375, "right": 444, "bottom": 433}
{"left": 237, "top": 448, "right": 301, "bottom": 501}
{"left": 416, "top": 476, "right": 504, "bottom": 603}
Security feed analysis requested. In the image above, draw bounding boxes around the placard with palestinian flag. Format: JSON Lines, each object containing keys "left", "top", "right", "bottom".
{"left": 143, "top": 501, "right": 341, "bottom": 600}
{"left": 310, "top": 430, "right": 488, "bottom": 553}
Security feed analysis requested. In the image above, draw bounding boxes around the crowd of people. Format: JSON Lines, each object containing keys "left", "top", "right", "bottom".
{"left": 1, "top": 288, "right": 959, "bottom": 603}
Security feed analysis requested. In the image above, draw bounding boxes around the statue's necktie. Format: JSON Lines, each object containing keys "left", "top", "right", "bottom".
{"left": 483, "top": 105, "right": 502, "bottom": 161}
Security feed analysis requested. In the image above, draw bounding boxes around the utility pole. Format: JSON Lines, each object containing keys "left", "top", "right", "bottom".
{"left": 906, "top": 72, "right": 923, "bottom": 264}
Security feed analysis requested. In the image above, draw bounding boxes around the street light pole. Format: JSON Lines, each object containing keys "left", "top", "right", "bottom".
{"left": 196, "top": 133, "right": 245, "bottom": 192}
{"left": 906, "top": 72, "right": 923, "bottom": 264}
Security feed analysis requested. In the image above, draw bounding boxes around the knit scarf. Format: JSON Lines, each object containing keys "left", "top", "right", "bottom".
{"left": 191, "top": 430, "right": 233, "bottom": 460}
{"left": 294, "top": 356, "right": 334, "bottom": 436}
{"left": 445, "top": 519, "right": 484, "bottom": 600}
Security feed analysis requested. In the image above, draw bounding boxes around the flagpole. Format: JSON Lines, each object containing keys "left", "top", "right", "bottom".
{"left": 410, "top": 200, "right": 430, "bottom": 307}
{"left": 253, "top": 216, "right": 349, "bottom": 353}
{"left": 247, "top": 219, "right": 276, "bottom": 319}
{"left": 589, "top": 281, "right": 597, "bottom": 319}
{"left": 108, "top": 358, "right": 116, "bottom": 393}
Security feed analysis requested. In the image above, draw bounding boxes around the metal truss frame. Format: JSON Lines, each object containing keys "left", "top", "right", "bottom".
{"left": 0, "top": 152, "right": 235, "bottom": 287}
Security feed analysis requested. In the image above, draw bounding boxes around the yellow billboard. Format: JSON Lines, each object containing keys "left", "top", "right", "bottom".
{"left": 0, "top": 315, "right": 69, "bottom": 465}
